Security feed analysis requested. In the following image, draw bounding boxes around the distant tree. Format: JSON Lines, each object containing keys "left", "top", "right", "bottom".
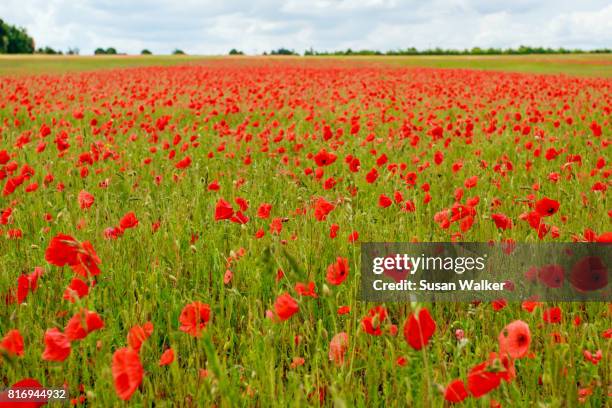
{"left": 229, "top": 48, "right": 244, "bottom": 55}
{"left": 0, "top": 18, "right": 35, "bottom": 54}
{"left": 470, "top": 47, "right": 484, "bottom": 55}
{"left": 269, "top": 47, "right": 297, "bottom": 56}
{"left": 141, "top": 49, "right": 152, "bottom": 55}
{"left": 66, "top": 47, "right": 79, "bottom": 55}
{"left": 172, "top": 49, "right": 185, "bottom": 55}
{"left": 94, "top": 47, "right": 118, "bottom": 55}
{"left": 35, "top": 46, "right": 62, "bottom": 55}
{"left": 303, "top": 45, "right": 612, "bottom": 56}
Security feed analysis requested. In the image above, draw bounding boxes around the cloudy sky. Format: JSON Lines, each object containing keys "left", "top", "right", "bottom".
{"left": 1, "top": 0, "right": 610, "bottom": 55}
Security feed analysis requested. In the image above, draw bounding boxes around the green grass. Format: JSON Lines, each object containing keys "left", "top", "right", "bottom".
{"left": 0, "top": 55, "right": 220, "bottom": 75}
{"left": 0, "top": 54, "right": 611, "bottom": 77}
{"left": 365, "top": 54, "right": 612, "bottom": 77}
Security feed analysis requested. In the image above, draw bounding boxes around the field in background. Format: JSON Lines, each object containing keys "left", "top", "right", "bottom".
{"left": 373, "top": 54, "right": 612, "bottom": 77}
{"left": 0, "top": 55, "right": 216, "bottom": 75}
{"left": 0, "top": 54, "right": 611, "bottom": 77}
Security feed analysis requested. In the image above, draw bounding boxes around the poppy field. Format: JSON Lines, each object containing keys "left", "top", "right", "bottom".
{"left": 0, "top": 58, "right": 610, "bottom": 406}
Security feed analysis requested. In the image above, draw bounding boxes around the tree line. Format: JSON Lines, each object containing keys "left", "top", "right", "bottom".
{"left": 251, "top": 46, "right": 612, "bottom": 56}
{"left": 302, "top": 46, "right": 612, "bottom": 56}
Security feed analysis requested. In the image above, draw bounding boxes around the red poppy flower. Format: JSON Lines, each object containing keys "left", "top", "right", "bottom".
{"left": 313, "top": 149, "right": 337, "bottom": 167}
{"left": 63, "top": 277, "right": 90, "bottom": 302}
{"left": 290, "top": 356, "right": 305, "bottom": 368}
{"left": 70, "top": 241, "right": 101, "bottom": 277}
{"left": 41, "top": 328, "right": 71, "bottom": 362}
{"left": 329, "top": 224, "right": 339, "bottom": 238}
{"left": 498, "top": 320, "right": 531, "bottom": 359}
{"left": 570, "top": 256, "right": 608, "bottom": 292}
{"left": 0, "top": 329, "right": 24, "bottom": 357}
{"left": 538, "top": 264, "right": 565, "bottom": 288}
{"left": 464, "top": 175, "right": 478, "bottom": 188}
{"left": 521, "top": 299, "right": 541, "bottom": 313}
{"left": 361, "top": 306, "right": 387, "bottom": 336}
{"left": 492, "top": 298, "right": 507, "bottom": 311}
{"left": 444, "top": 379, "right": 468, "bottom": 403}
{"left": 0, "top": 149, "right": 9, "bottom": 164}
{"left": 223, "top": 269, "right": 233, "bottom": 285}
{"left": 326, "top": 257, "right": 349, "bottom": 286}
{"left": 525, "top": 210, "right": 542, "bottom": 229}
{"left": 78, "top": 190, "right": 94, "bottom": 209}
{"left": 322, "top": 177, "right": 337, "bottom": 190}
{"left": 45, "top": 234, "right": 81, "bottom": 266}
{"left": 459, "top": 215, "right": 475, "bottom": 232}
{"left": 466, "top": 352, "right": 515, "bottom": 399}
{"left": 467, "top": 364, "right": 501, "bottom": 398}
{"left": 175, "top": 156, "right": 191, "bottom": 169}
{"left": 405, "top": 172, "right": 417, "bottom": 186}
{"left": 378, "top": 194, "right": 392, "bottom": 208}
{"left": 391, "top": 191, "right": 402, "bottom": 204}
{"left": 214, "top": 198, "right": 234, "bottom": 221}
{"left": 234, "top": 197, "right": 249, "bottom": 212}
{"left": 274, "top": 293, "right": 299, "bottom": 321}
{"left": 535, "top": 197, "right": 559, "bottom": 217}
{"left": 491, "top": 213, "right": 512, "bottom": 230}
{"left": 159, "top": 348, "right": 175, "bottom": 366}
{"left": 179, "top": 301, "right": 211, "bottom": 336}
{"left": 403, "top": 308, "right": 436, "bottom": 350}
{"left": 314, "top": 197, "right": 334, "bottom": 221}
{"left": 365, "top": 168, "right": 378, "bottom": 183}
{"left": 524, "top": 266, "right": 538, "bottom": 282}
{"left": 295, "top": 281, "right": 318, "bottom": 298}
{"left": 328, "top": 332, "right": 348, "bottom": 366}
{"left": 348, "top": 156, "right": 360, "bottom": 172}
{"left": 119, "top": 212, "right": 139, "bottom": 229}
{"left": 403, "top": 200, "right": 416, "bottom": 212}
{"left": 127, "top": 322, "right": 154, "bottom": 351}
{"left": 337, "top": 305, "right": 350, "bottom": 315}
{"left": 1, "top": 379, "right": 46, "bottom": 408}
{"left": 583, "top": 349, "right": 602, "bottom": 365}
{"left": 270, "top": 217, "right": 283, "bottom": 234}
{"left": 0, "top": 207, "right": 12, "bottom": 225}
{"left": 64, "top": 310, "right": 104, "bottom": 341}
{"left": 3, "top": 175, "right": 25, "bottom": 196}
{"left": 394, "top": 355, "right": 406, "bottom": 366}
{"left": 589, "top": 121, "right": 602, "bottom": 137}
{"left": 112, "top": 347, "right": 143, "bottom": 401}
{"left": 596, "top": 232, "right": 612, "bottom": 242}
{"left": 542, "top": 306, "right": 562, "bottom": 324}
{"left": 230, "top": 211, "right": 249, "bottom": 224}
{"left": 45, "top": 234, "right": 101, "bottom": 277}
{"left": 257, "top": 203, "right": 272, "bottom": 218}
{"left": 104, "top": 226, "right": 123, "bottom": 240}
{"left": 16, "top": 274, "right": 30, "bottom": 304}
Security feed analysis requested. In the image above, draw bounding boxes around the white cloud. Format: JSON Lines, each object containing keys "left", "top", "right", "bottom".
{"left": 546, "top": 5, "right": 612, "bottom": 48}
{"left": 0, "top": 0, "right": 609, "bottom": 54}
